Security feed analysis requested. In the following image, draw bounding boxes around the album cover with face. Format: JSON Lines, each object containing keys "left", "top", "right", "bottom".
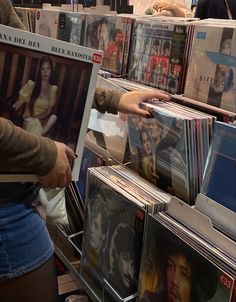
{"left": 15, "top": 7, "right": 30, "bottom": 31}
{"left": 80, "top": 168, "right": 145, "bottom": 300}
{"left": 0, "top": 24, "right": 102, "bottom": 181}
{"left": 128, "top": 19, "right": 188, "bottom": 93}
{"left": 137, "top": 214, "right": 234, "bottom": 302}
{"left": 127, "top": 103, "right": 189, "bottom": 202}
{"left": 184, "top": 25, "right": 236, "bottom": 113}
{"left": 84, "top": 14, "right": 132, "bottom": 75}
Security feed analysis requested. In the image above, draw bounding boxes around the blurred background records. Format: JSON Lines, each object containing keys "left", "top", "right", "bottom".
{"left": 128, "top": 18, "right": 190, "bottom": 94}
{"left": 35, "top": 9, "right": 59, "bottom": 39}
{"left": 84, "top": 14, "right": 133, "bottom": 75}
{"left": 75, "top": 134, "right": 111, "bottom": 206}
{"left": 58, "top": 12, "right": 86, "bottom": 45}
{"left": 184, "top": 24, "right": 236, "bottom": 113}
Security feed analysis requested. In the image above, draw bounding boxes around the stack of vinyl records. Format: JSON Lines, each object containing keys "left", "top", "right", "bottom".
{"left": 80, "top": 165, "right": 170, "bottom": 301}
{"left": 137, "top": 197, "right": 236, "bottom": 302}
{"left": 184, "top": 22, "right": 236, "bottom": 113}
{"left": 60, "top": 135, "right": 112, "bottom": 249}
{"left": 172, "top": 94, "right": 236, "bottom": 123}
{"left": 127, "top": 99, "right": 216, "bottom": 204}
{"left": 61, "top": 182, "right": 85, "bottom": 251}
{"left": 107, "top": 77, "right": 236, "bottom": 123}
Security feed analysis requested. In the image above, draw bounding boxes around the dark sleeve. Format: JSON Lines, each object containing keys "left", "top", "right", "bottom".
{"left": 0, "top": 118, "right": 57, "bottom": 176}
{"left": 93, "top": 87, "right": 122, "bottom": 115}
{"left": 194, "top": 0, "right": 206, "bottom": 19}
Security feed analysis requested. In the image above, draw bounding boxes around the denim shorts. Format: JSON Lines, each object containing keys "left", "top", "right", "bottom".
{"left": 0, "top": 201, "right": 54, "bottom": 282}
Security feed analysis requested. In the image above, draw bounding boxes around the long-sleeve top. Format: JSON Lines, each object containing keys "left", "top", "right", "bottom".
{"left": 194, "top": 0, "right": 236, "bottom": 19}
{"left": 0, "top": 86, "right": 121, "bottom": 201}
{"left": 0, "top": 0, "right": 26, "bottom": 30}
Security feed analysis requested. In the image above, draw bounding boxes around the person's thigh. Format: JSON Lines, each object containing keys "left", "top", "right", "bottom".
{"left": 0, "top": 256, "right": 58, "bottom": 302}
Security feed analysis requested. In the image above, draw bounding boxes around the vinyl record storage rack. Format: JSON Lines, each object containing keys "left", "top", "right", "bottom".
{"left": 53, "top": 225, "right": 137, "bottom": 302}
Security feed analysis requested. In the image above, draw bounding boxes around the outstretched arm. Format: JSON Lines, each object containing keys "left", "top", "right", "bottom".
{"left": 117, "top": 90, "right": 170, "bottom": 117}
{"left": 153, "top": 1, "right": 192, "bottom": 17}
{"left": 93, "top": 87, "right": 170, "bottom": 117}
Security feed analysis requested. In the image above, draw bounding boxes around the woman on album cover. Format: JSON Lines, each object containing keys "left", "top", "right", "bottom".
{"left": 13, "top": 55, "right": 58, "bottom": 136}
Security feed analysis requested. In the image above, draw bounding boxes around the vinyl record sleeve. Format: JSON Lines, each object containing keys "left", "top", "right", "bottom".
{"left": 137, "top": 213, "right": 235, "bottom": 302}
{"left": 35, "top": 9, "right": 60, "bottom": 39}
{"left": 84, "top": 14, "right": 132, "bottom": 75}
{"left": 201, "top": 122, "right": 236, "bottom": 213}
{"left": 76, "top": 145, "right": 106, "bottom": 205}
{"left": 172, "top": 94, "right": 236, "bottom": 123}
{"left": 128, "top": 19, "right": 188, "bottom": 93}
{"left": 58, "top": 11, "right": 86, "bottom": 46}
{"left": 0, "top": 24, "right": 102, "bottom": 181}
{"left": 184, "top": 25, "right": 236, "bottom": 113}
{"left": 80, "top": 168, "right": 145, "bottom": 300}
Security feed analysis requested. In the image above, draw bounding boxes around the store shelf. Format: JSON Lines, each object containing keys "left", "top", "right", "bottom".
{"left": 53, "top": 226, "right": 137, "bottom": 302}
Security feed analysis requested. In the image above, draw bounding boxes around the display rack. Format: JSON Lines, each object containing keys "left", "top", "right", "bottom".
{"left": 54, "top": 225, "right": 137, "bottom": 302}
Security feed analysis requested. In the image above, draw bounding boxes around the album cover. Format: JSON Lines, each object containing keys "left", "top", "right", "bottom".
{"left": 201, "top": 122, "right": 236, "bottom": 213}
{"left": 84, "top": 14, "right": 133, "bottom": 75}
{"left": 58, "top": 11, "right": 86, "bottom": 46}
{"left": 128, "top": 19, "right": 188, "bottom": 93}
{"left": 184, "top": 25, "right": 236, "bottom": 113}
{"left": 35, "top": 9, "right": 60, "bottom": 39}
{"left": 137, "top": 214, "right": 234, "bottom": 302}
{"left": 80, "top": 168, "right": 145, "bottom": 300}
{"left": 127, "top": 102, "right": 190, "bottom": 202}
{"left": 0, "top": 24, "right": 102, "bottom": 181}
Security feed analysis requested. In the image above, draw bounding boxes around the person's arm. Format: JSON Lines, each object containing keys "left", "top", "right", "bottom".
{"left": 0, "top": 0, "right": 26, "bottom": 30}
{"left": 153, "top": 1, "right": 192, "bottom": 17}
{"left": 93, "top": 88, "right": 170, "bottom": 117}
{"left": 0, "top": 118, "right": 75, "bottom": 188}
